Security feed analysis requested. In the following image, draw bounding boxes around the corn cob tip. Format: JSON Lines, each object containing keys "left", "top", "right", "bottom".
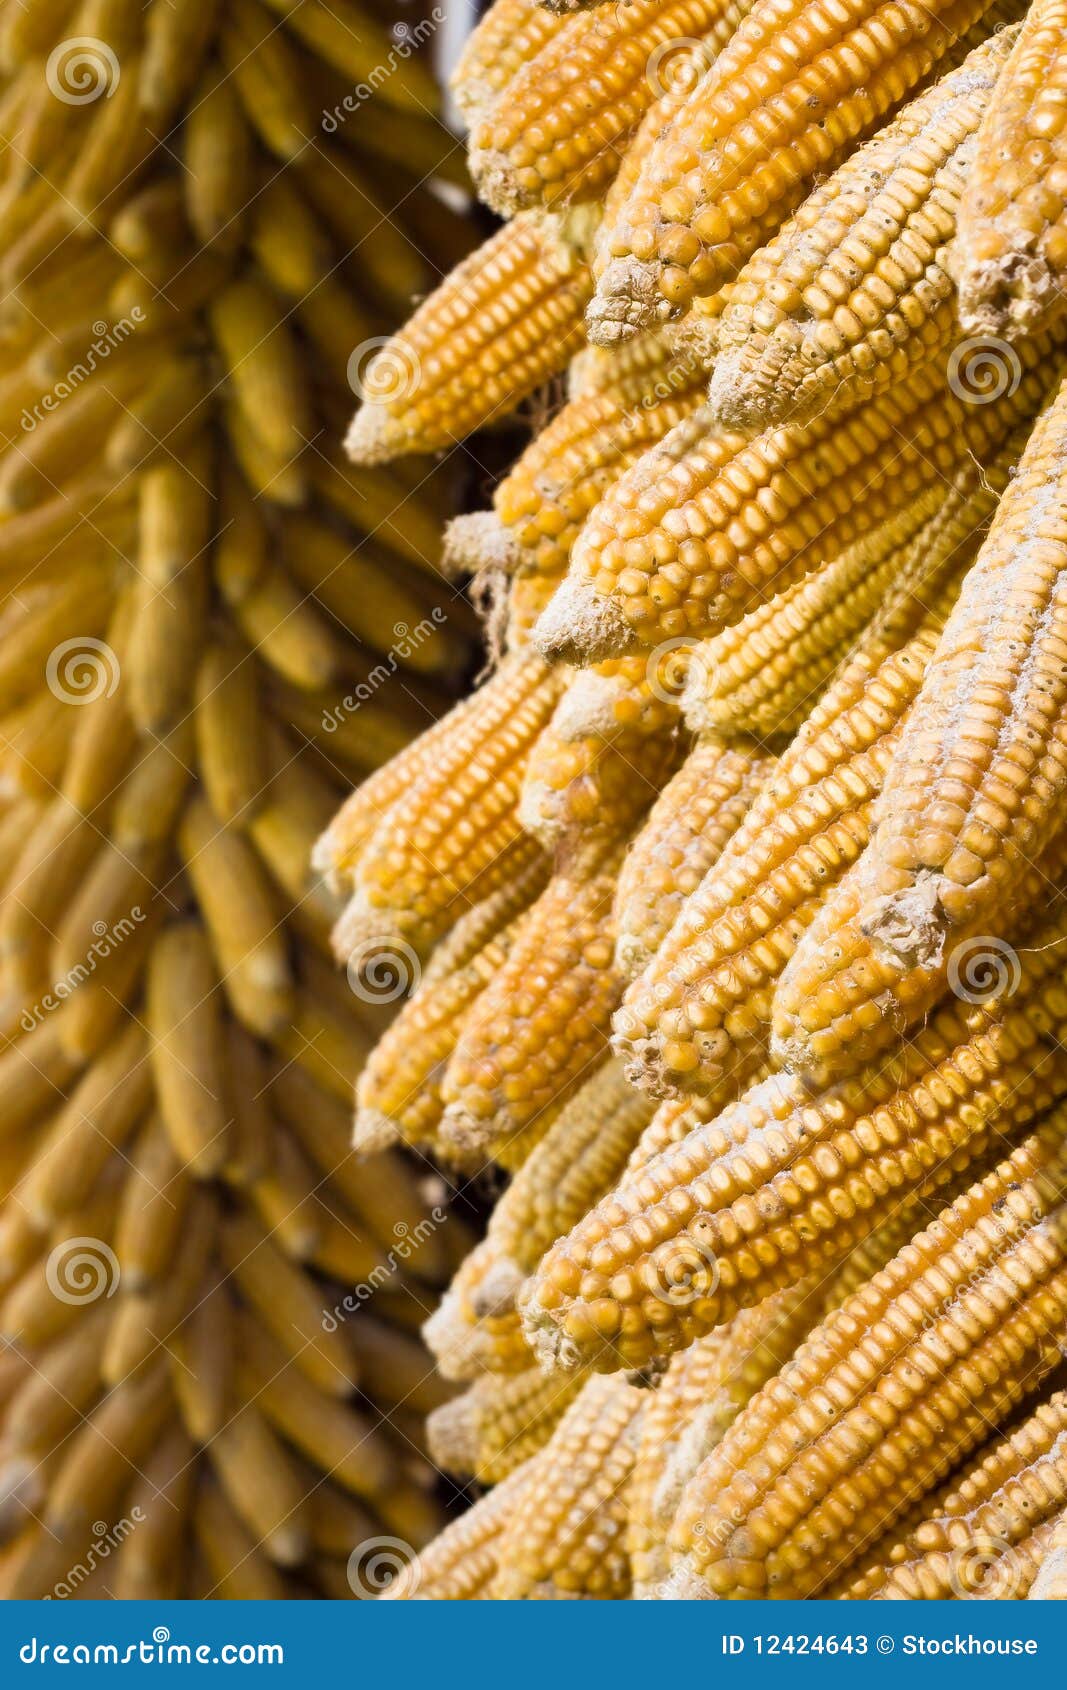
{"left": 615, "top": 929, "right": 653, "bottom": 978}
{"left": 551, "top": 674, "right": 627, "bottom": 741}
{"left": 422, "top": 1289, "right": 485, "bottom": 1382}
{"left": 707, "top": 348, "right": 784, "bottom": 434}
{"left": 344, "top": 402, "right": 397, "bottom": 467}
{"left": 425, "top": 1394, "right": 479, "bottom": 1477}
{"left": 443, "top": 512, "right": 519, "bottom": 579}
{"left": 534, "top": 578, "right": 637, "bottom": 664}
{"left": 586, "top": 260, "right": 666, "bottom": 348}
{"left": 520, "top": 1295, "right": 588, "bottom": 1374}
{"left": 955, "top": 249, "right": 1061, "bottom": 341}
{"left": 468, "top": 149, "right": 533, "bottom": 219}
{"left": 352, "top": 1107, "right": 401, "bottom": 1157}
{"left": 468, "top": 1258, "right": 526, "bottom": 1319}
{"left": 331, "top": 889, "right": 406, "bottom": 970}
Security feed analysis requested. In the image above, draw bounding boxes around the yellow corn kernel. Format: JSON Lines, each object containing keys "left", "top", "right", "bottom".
{"left": 490, "top": 1374, "right": 645, "bottom": 1598}
{"left": 338, "top": 655, "right": 562, "bottom": 960}
{"left": 615, "top": 735, "right": 773, "bottom": 977}
{"left": 451, "top": 0, "right": 563, "bottom": 127}
{"left": 428, "top": 1366, "right": 582, "bottom": 1484}
{"left": 629, "top": 1284, "right": 829, "bottom": 1595}
{"left": 616, "top": 632, "right": 937, "bottom": 1099}
{"left": 843, "top": 1392, "right": 1067, "bottom": 1598}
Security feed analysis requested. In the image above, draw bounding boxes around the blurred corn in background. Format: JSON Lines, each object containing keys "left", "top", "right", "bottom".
{"left": 0, "top": 0, "right": 485, "bottom": 1599}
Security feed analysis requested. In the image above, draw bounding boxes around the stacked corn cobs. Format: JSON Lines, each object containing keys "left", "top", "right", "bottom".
{"left": 0, "top": 0, "right": 485, "bottom": 1599}
{"left": 330, "top": 0, "right": 1067, "bottom": 1600}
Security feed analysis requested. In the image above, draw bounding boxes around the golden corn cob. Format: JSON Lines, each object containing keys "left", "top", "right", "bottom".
{"left": 451, "top": 0, "right": 563, "bottom": 127}
{"left": 628, "top": 1283, "right": 826, "bottom": 1595}
{"left": 954, "top": 0, "right": 1067, "bottom": 337}
{"left": 346, "top": 211, "right": 595, "bottom": 465}
{"left": 337, "top": 655, "right": 560, "bottom": 962}
{"left": 468, "top": 0, "right": 753, "bottom": 215}
{"left": 840, "top": 1392, "right": 1067, "bottom": 1597}
{"left": 519, "top": 714, "right": 681, "bottom": 853}
{"left": 709, "top": 31, "right": 1016, "bottom": 430}
{"left": 662, "top": 1120, "right": 1067, "bottom": 1596}
{"left": 486, "top": 361, "right": 707, "bottom": 580}
{"left": 436, "top": 723, "right": 678, "bottom": 1161}
{"left": 534, "top": 340, "right": 1055, "bottom": 662}
{"left": 428, "top": 1365, "right": 582, "bottom": 1484}
{"left": 616, "top": 632, "right": 937, "bottom": 1099}
{"left": 614, "top": 736, "right": 774, "bottom": 976}
{"left": 589, "top": 0, "right": 997, "bottom": 339}
{"left": 490, "top": 1374, "right": 645, "bottom": 1598}
{"left": 772, "top": 360, "right": 1067, "bottom": 1083}
{"left": 353, "top": 879, "right": 544, "bottom": 1156}
{"left": 525, "top": 906, "right": 1067, "bottom": 1372}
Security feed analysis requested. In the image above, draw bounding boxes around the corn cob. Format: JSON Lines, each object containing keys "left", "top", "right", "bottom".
{"left": 628, "top": 1283, "right": 826, "bottom": 1595}
{"left": 526, "top": 902, "right": 1067, "bottom": 1372}
{"left": 428, "top": 1365, "right": 583, "bottom": 1483}
{"left": 663, "top": 1120, "right": 1067, "bottom": 1596}
{"left": 451, "top": 0, "right": 564, "bottom": 127}
{"left": 709, "top": 31, "right": 1017, "bottom": 430}
{"left": 337, "top": 655, "right": 561, "bottom": 963}
{"left": 353, "top": 865, "right": 548, "bottom": 1156}
{"left": 468, "top": 0, "right": 753, "bottom": 216}
{"left": 435, "top": 721, "right": 678, "bottom": 1162}
{"left": 346, "top": 211, "right": 596, "bottom": 465}
{"left": 954, "top": 0, "right": 1067, "bottom": 338}
{"left": 772, "top": 360, "right": 1067, "bottom": 1083}
{"left": 487, "top": 351, "right": 707, "bottom": 580}
{"left": 615, "top": 735, "right": 773, "bottom": 976}
{"left": 534, "top": 339, "right": 1055, "bottom": 662}
{"left": 519, "top": 711, "right": 681, "bottom": 852}
{"left": 840, "top": 1392, "right": 1067, "bottom": 1597}
{"left": 589, "top": 0, "right": 999, "bottom": 339}
{"left": 489, "top": 1374, "right": 645, "bottom": 1598}
{"left": 615, "top": 631, "right": 937, "bottom": 1099}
